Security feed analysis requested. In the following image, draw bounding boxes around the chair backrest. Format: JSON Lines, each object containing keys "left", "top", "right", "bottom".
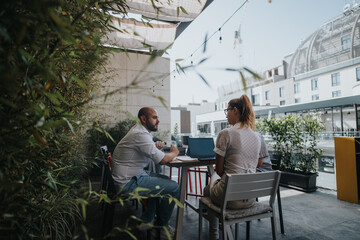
{"left": 102, "top": 161, "right": 117, "bottom": 198}
{"left": 222, "top": 171, "right": 281, "bottom": 212}
{"left": 100, "top": 145, "right": 117, "bottom": 198}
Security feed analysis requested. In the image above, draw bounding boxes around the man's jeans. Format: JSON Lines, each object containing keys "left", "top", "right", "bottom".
{"left": 121, "top": 172, "right": 180, "bottom": 226}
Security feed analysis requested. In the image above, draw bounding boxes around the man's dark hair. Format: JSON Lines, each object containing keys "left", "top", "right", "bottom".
{"left": 138, "top": 107, "right": 151, "bottom": 120}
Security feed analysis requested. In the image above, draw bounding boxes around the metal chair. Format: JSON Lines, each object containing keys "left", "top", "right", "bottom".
{"left": 99, "top": 145, "right": 151, "bottom": 238}
{"left": 270, "top": 155, "right": 285, "bottom": 234}
{"left": 198, "top": 171, "right": 281, "bottom": 240}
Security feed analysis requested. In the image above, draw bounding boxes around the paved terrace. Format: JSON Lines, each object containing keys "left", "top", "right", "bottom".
{"left": 83, "top": 168, "right": 360, "bottom": 240}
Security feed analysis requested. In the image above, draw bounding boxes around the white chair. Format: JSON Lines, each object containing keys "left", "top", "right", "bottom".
{"left": 198, "top": 171, "right": 281, "bottom": 240}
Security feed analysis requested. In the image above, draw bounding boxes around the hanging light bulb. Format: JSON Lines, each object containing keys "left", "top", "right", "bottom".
{"left": 219, "top": 27, "right": 222, "bottom": 44}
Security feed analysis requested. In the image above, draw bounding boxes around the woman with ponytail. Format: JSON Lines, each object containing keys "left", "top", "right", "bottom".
{"left": 203, "top": 95, "right": 261, "bottom": 240}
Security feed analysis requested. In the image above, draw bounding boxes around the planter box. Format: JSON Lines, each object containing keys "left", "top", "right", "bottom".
{"left": 280, "top": 171, "right": 317, "bottom": 193}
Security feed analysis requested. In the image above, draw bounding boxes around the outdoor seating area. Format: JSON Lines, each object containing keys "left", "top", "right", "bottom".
{"left": 4, "top": 1, "right": 360, "bottom": 240}
{"left": 83, "top": 166, "right": 360, "bottom": 240}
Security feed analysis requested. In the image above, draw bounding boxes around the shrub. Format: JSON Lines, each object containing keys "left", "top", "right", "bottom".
{"left": 258, "top": 115, "right": 324, "bottom": 174}
{"left": 0, "top": 0, "right": 130, "bottom": 238}
{"left": 85, "top": 119, "right": 137, "bottom": 159}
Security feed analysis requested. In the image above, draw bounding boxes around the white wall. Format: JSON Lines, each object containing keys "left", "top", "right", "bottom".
{"left": 89, "top": 51, "right": 171, "bottom": 140}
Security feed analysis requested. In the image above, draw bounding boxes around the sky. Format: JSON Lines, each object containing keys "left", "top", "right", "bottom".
{"left": 167, "top": 0, "right": 350, "bottom": 107}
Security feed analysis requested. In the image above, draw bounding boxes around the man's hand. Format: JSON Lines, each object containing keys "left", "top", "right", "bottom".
{"left": 160, "top": 144, "right": 179, "bottom": 164}
{"left": 155, "top": 141, "right": 165, "bottom": 150}
{"left": 169, "top": 144, "right": 179, "bottom": 157}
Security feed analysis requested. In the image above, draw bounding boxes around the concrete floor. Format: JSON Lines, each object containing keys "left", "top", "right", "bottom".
{"left": 83, "top": 167, "right": 360, "bottom": 240}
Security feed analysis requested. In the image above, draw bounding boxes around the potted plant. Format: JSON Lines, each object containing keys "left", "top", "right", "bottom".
{"left": 258, "top": 115, "right": 324, "bottom": 192}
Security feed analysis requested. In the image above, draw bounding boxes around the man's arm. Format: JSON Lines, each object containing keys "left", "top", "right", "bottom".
{"left": 159, "top": 145, "right": 179, "bottom": 164}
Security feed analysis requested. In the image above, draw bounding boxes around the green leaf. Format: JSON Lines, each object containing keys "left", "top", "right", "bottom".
{"left": 71, "top": 75, "right": 86, "bottom": 89}
{"left": 243, "top": 67, "right": 262, "bottom": 79}
{"left": 239, "top": 71, "right": 247, "bottom": 91}
{"left": 196, "top": 71, "right": 210, "bottom": 88}
{"left": 0, "top": 98, "right": 17, "bottom": 109}
{"left": 46, "top": 172, "right": 58, "bottom": 191}
{"left": 44, "top": 92, "right": 61, "bottom": 105}
{"left": 48, "top": 9, "right": 68, "bottom": 27}
{"left": 180, "top": 6, "right": 188, "bottom": 14}
{"left": 62, "top": 117, "right": 75, "bottom": 134}
{"left": 0, "top": 26, "right": 11, "bottom": 42}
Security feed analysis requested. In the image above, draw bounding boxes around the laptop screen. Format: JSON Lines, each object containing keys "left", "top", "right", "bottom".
{"left": 187, "top": 138, "right": 216, "bottom": 160}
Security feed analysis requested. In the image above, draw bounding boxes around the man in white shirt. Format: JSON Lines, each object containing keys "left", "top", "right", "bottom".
{"left": 111, "top": 107, "right": 179, "bottom": 237}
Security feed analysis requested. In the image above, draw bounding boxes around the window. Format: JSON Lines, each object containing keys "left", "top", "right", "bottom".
{"left": 357, "top": 67, "right": 360, "bottom": 81}
{"left": 214, "top": 121, "right": 228, "bottom": 135}
{"left": 341, "top": 35, "right": 351, "bottom": 50}
{"left": 279, "top": 87, "right": 285, "bottom": 97}
{"left": 332, "top": 90, "right": 341, "bottom": 98}
{"left": 274, "top": 68, "right": 278, "bottom": 75}
{"left": 311, "top": 78, "right": 318, "bottom": 90}
{"left": 294, "top": 83, "right": 300, "bottom": 94}
{"left": 266, "top": 103, "right": 270, "bottom": 106}
{"left": 280, "top": 100, "right": 285, "bottom": 106}
{"left": 312, "top": 94, "right": 319, "bottom": 100}
{"left": 331, "top": 73, "right": 340, "bottom": 86}
{"left": 252, "top": 94, "right": 259, "bottom": 106}
{"left": 295, "top": 98, "right": 301, "bottom": 103}
{"left": 265, "top": 91, "right": 270, "bottom": 100}
{"left": 197, "top": 123, "right": 211, "bottom": 134}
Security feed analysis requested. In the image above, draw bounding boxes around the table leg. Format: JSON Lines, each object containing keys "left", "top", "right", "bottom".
{"left": 175, "top": 166, "right": 189, "bottom": 240}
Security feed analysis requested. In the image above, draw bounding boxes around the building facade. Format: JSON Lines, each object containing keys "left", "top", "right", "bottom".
{"left": 197, "top": 5, "right": 360, "bottom": 138}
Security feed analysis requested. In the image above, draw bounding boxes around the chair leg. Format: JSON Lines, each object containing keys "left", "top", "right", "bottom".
{"left": 169, "top": 166, "right": 172, "bottom": 180}
{"left": 235, "top": 223, "right": 239, "bottom": 240}
{"left": 225, "top": 225, "right": 234, "bottom": 240}
{"left": 198, "top": 167, "right": 203, "bottom": 196}
{"left": 277, "top": 187, "right": 285, "bottom": 234}
{"left": 246, "top": 221, "right": 250, "bottom": 240}
{"left": 187, "top": 171, "right": 193, "bottom": 200}
{"left": 102, "top": 203, "right": 115, "bottom": 237}
{"left": 194, "top": 168, "right": 198, "bottom": 198}
{"left": 271, "top": 216, "right": 277, "bottom": 240}
{"left": 198, "top": 203, "right": 203, "bottom": 240}
{"left": 221, "top": 220, "right": 226, "bottom": 240}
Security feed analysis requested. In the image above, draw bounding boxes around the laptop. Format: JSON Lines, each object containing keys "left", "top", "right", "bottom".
{"left": 186, "top": 138, "right": 216, "bottom": 160}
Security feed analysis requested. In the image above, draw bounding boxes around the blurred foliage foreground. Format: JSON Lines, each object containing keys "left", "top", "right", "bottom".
{"left": 0, "top": 0, "right": 152, "bottom": 239}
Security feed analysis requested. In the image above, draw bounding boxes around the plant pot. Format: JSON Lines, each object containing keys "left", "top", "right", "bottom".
{"left": 270, "top": 153, "right": 282, "bottom": 170}
{"left": 280, "top": 171, "right": 317, "bottom": 192}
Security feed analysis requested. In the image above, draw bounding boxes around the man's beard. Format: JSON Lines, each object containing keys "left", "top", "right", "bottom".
{"left": 146, "top": 119, "right": 158, "bottom": 132}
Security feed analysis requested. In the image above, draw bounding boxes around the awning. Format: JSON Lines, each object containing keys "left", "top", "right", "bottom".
{"left": 104, "top": 0, "right": 212, "bottom": 51}
{"left": 126, "top": 0, "right": 207, "bottom": 22}
{"left": 105, "top": 18, "right": 177, "bottom": 51}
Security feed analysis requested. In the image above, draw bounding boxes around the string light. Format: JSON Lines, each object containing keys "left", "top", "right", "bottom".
{"left": 151, "top": 0, "right": 251, "bottom": 93}
{"left": 219, "top": 28, "right": 222, "bottom": 44}
{"left": 180, "top": 0, "right": 249, "bottom": 64}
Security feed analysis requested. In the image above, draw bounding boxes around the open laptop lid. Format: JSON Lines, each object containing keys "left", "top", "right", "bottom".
{"left": 187, "top": 138, "right": 216, "bottom": 160}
